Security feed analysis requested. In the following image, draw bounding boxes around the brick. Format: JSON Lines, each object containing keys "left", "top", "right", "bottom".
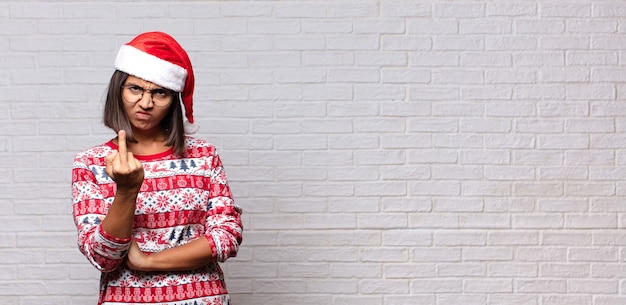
{"left": 276, "top": 167, "right": 326, "bottom": 181}
{"left": 484, "top": 198, "right": 534, "bottom": 212}
{"left": 382, "top": 2, "right": 430, "bottom": 17}
{"left": 459, "top": 213, "right": 511, "bottom": 229}
{"left": 540, "top": 67, "right": 589, "bottom": 82}
{"left": 487, "top": 36, "right": 538, "bottom": 50}
{"left": 303, "top": 182, "right": 354, "bottom": 196}
{"left": 462, "top": 86, "right": 512, "bottom": 100}
{"left": 464, "top": 279, "right": 513, "bottom": 293}
{"left": 542, "top": 3, "right": 591, "bottom": 17}
{"left": 410, "top": 181, "right": 460, "bottom": 196}
{"left": 486, "top": 69, "right": 536, "bottom": 84}
{"left": 302, "top": 51, "right": 354, "bottom": 66}
{"left": 410, "top": 85, "right": 459, "bottom": 100}
{"left": 328, "top": 34, "right": 379, "bottom": 51}
{"left": 275, "top": 67, "right": 326, "bottom": 83}
{"left": 513, "top": 51, "right": 564, "bottom": 66}
{"left": 354, "top": 19, "right": 405, "bottom": 34}
{"left": 382, "top": 35, "right": 431, "bottom": 51}
{"left": 408, "top": 19, "right": 457, "bottom": 34}
{"left": 383, "top": 263, "right": 434, "bottom": 278}
{"left": 434, "top": 231, "right": 486, "bottom": 246}
{"left": 411, "top": 52, "right": 459, "bottom": 66}
{"left": 327, "top": 167, "right": 379, "bottom": 181}
{"left": 360, "top": 279, "right": 409, "bottom": 294}
{"left": 488, "top": 231, "right": 538, "bottom": 246}
{"left": 331, "top": 263, "right": 381, "bottom": 278}
{"left": 409, "top": 214, "right": 459, "bottom": 229}
{"left": 540, "top": 296, "right": 587, "bottom": 305}
{"left": 540, "top": 263, "right": 589, "bottom": 277}
{"left": 302, "top": 20, "right": 352, "bottom": 34}
{"left": 543, "top": 232, "right": 592, "bottom": 246}
{"left": 437, "top": 294, "right": 487, "bottom": 305}
{"left": 411, "top": 279, "right": 462, "bottom": 293}
{"left": 308, "top": 279, "right": 357, "bottom": 293}
{"left": 567, "top": 51, "right": 618, "bottom": 65}
{"left": 461, "top": 181, "right": 511, "bottom": 196}
{"left": 10, "top": 3, "right": 63, "bottom": 19}
{"left": 381, "top": 198, "right": 431, "bottom": 212}
{"left": 593, "top": 2, "right": 626, "bottom": 17}
{"left": 359, "top": 247, "right": 408, "bottom": 262}
{"left": 358, "top": 213, "right": 408, "bottom": 229}
{"left": 433, "top": 36, "right": 482, "bottom": 51}
{"left": 356, "top": 85, "right": 407, "bottom": 101}
{"left": 516, "top": 19, "right": 565, "bottom": 34}
{"left": 568, "top": 20, "right": 617, "bottom": 33}
{"left": 432, "top": 69, "right": 484, "bottom": 84}
{"left": 487, "top": 2, "right": 537, "bottom": 16}
{"left": 460, "top": 20, "right": 512, "bottom": 34}
{"left": 537, "top": 199, "right": 589, "bottom": 212}
{"left": 541, "top": 36, "right": 590, "bottom": 50}
{"left": 435, "top": 3, "right": 484, "bottom": 17}
{"left": 464, "top": 247, "right": 514, "bottom": 261}
{"left": 516, "top": 280, "right": 566, "bottom": 293}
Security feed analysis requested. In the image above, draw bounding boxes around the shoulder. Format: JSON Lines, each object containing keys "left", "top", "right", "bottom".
{"left": 184, "top": 136, "right": 219, "bottom": 158}
{"left": 74, "top": 141, "right": 115, "bottom": 164}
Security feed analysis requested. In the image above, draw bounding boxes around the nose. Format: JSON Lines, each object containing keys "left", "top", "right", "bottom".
{"left": 137, "top": 91, "right": 154, "bottom": 108}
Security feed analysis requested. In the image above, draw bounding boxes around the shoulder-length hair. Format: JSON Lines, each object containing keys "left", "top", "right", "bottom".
{"left": 102, "top": 70, "right": 187, "bottom": 156}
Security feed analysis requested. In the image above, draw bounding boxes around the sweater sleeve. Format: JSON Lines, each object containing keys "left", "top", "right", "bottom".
{"left": 203, "top": 151, "right": 243, "bottom": 263}
{"left": 72, "top": 154, "right": 131, "bottom": 272}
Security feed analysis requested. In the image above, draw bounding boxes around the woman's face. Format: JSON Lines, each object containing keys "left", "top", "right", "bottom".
{"left": 121, "top": 75, "right": 174, "bottom": 134}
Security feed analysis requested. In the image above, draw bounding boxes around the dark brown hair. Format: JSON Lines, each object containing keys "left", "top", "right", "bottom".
{"left": 103, "top": 70, "right": 187, "bottom": 156}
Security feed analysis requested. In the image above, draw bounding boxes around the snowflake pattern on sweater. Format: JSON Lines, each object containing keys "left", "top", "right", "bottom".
{"left": 72, "top": 137, "right": 242, "bottom": 305}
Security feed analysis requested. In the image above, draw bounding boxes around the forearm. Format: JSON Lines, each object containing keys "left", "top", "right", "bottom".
{"left": 101, "top": 129, "right": 145, "bottom": 239}
{"left": 101, "top": 190, "right": 138, "bottom": 239}
{"left": 130, "top": 237, "right": 213, "bottom": 272}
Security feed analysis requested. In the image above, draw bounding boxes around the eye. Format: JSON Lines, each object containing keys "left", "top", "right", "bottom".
{"left": 153, "top": 89, "right": 171, "bottom": 98}
{"left": 127, "top": 85, "right": 144, "bottom": 94}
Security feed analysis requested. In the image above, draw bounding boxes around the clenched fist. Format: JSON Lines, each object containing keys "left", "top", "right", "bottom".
{"left": 105, "top": 130, "right": 144, "bottom": 192}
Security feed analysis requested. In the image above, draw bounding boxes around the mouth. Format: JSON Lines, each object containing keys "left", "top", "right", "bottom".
{"left": 135, "top": 111, "right": 151, "bottom": 120}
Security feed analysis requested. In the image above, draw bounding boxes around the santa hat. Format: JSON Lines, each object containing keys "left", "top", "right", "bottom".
{"left": 114, "top": 31, "right": 198, "bottom": 133}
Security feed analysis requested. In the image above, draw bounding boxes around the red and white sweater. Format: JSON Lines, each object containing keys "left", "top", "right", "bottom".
{"left": 72, "top": 137, "right": 242, "bottom": 305}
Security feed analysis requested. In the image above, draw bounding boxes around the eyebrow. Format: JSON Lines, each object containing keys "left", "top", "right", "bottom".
{"left": 124, "top": 81, "right": 166, "bottom": 90}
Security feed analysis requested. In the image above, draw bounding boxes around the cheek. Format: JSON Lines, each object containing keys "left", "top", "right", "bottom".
{"left": 155, "top": 107, "right": 173, "bottom": 122}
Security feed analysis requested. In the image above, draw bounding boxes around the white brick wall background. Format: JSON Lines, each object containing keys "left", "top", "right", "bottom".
{"left": 2, "top": 0, "right": 626, "bottom": 304}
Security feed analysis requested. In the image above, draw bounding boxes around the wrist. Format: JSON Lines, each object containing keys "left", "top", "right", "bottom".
{"left": 115, "top": 187, "right": 140, "bottom": 199}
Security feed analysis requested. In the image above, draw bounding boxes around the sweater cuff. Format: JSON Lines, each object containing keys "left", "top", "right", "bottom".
{"left": 94, "top": 225, "right": 132, "bottom": 260}
{"left": 204, "top": 234, "right": 219, "bottom": 262}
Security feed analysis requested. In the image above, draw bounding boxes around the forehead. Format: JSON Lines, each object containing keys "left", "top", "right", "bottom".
{"left": 125, "top": 75, "right": 162, "bottom": 88}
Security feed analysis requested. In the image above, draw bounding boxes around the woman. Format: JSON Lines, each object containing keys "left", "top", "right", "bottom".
{"left": 71, "top": 32, "right": 242, "bottom": 305}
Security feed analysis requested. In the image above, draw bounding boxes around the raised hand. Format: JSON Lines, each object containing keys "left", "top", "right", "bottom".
{"left": 105, "top": 130, "right": 144, "bottom": 192}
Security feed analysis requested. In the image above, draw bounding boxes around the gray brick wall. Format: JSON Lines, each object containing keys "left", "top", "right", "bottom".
{"left": 2, "top": 1, "right": 626, "bottom": 304}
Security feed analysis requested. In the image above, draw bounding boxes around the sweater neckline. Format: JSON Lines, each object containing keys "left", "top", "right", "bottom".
{"left": 105, "top": 140, "right": 174, "bottom": 161}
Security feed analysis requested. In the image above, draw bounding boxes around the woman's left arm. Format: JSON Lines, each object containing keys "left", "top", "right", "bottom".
{"left": 127, "top": 149, "right": 243, "bottom": 272}
{"left": 126, "top": 237, "right": 212, "bottom": 271}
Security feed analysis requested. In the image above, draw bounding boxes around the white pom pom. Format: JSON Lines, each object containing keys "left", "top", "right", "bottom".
{"left": 184, "top": 120, "right": 199, "bottom": 134}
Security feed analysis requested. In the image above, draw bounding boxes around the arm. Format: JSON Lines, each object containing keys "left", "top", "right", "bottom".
{"left": 72, "top": 171, "right": 129, "bottom": 272}
{"left": 126, "top": 237, "right": 212, "bottom": 271}
{"left": 72, "top": 130, "right": 144, "bottom": 272}
{"left": 126, "top": 148, "right": 243, "bottom": 271}
{"left": 101, "top": 130, "right": 145, "bottom": 239}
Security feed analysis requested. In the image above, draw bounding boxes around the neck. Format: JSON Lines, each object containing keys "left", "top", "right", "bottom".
{"left": 123, "top": 127, "right": 170, "bottom": 155}
{"left": 131, "top": 126, "right": 167, "bottom": 143}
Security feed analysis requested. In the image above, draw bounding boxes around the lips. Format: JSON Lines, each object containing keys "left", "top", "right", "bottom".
{"left": 135, "top": 111, "right": 151, "bottom": 120}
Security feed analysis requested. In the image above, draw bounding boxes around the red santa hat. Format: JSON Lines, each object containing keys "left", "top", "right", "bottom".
{"left": 114, "top": 31, "right": 198, "bottom": 133}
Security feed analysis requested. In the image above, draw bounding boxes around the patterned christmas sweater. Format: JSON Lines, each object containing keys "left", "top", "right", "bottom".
{"left": 72, "top": 137, "right": 243, "bottom": 305}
